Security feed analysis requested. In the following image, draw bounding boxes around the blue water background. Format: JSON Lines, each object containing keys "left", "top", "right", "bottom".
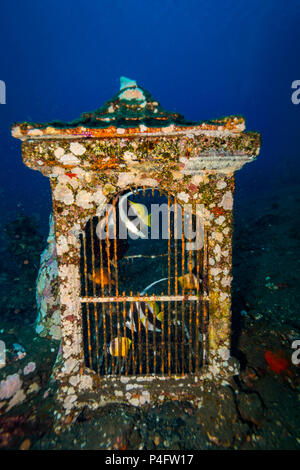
{"left": 0, "top": 0, "right": 299, "bottom": 235}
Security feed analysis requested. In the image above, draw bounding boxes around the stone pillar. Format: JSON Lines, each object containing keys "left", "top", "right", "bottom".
{"left": 205, "top": 173, "right": 238, "bottom": 376}
{"left": 36, "top": 214, "right": 61, "bottom": 340}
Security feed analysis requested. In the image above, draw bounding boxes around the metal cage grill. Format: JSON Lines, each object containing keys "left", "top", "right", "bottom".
{"left": 79, "top": 188, "right": 209, "bottom": 377}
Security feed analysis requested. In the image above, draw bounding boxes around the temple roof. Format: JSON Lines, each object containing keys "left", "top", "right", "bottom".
{"left": 81, "top": 76, "right": 192, "bottom": 128}
{"left": 11, "top": 77, "right": 248, "bottom": 140}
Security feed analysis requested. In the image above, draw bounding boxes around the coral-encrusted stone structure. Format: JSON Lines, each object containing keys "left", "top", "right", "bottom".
{"left": 36, "top": 214, "right": 61, "bottom": 340}
{"left": 12, "top": 77, "right": 260, "bottom": 431}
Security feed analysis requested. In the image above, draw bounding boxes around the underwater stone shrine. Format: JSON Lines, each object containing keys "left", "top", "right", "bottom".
{"left": 12, "top": 77, "right": 260, "bottom": 431}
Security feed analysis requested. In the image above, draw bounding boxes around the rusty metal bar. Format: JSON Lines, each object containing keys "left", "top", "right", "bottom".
{"left": 137, "top": 292, "right": 142, "bottom": 375}
{"left": 181, "top": 205, "right": 185, "bottom": 376}
{"left": 122, "top": 292, "right": 128, "bottom": 376}
{"left": 174, "top": 199, "right": 178, "bottom": 374}
{"left": 98, "top": 227, "right": 108, "bottom": 374}
{"left": 112, "top": 200, "right": 121, "bottom": 374}
{"left": 167, "top": 196, "right": 171, "bottom": 376}
{"left": 145, "top": 296, "right": 149, "bottom": 375}
{"left": 112, "top": 201, "right": 119, "bottom": 295}
{"left": 195, "top": 215, "right": 201, "bottom": 372}
{"left": 82, "top": 232, "right": 93, "bottom": 368}
{"left": 161, "top": 298, "right": 165, "bottom": 375}
{"left": 80, "top": 294, "right": 205, "bottom": 303}
{"left": 153, "top": 294, "right": 157, "bottom": 375}
{"left": 188, "top": 300, "right": 192, "bottom": 373}
{"left": 130, "top": 291, "right": 136, "bottom": 375}
{"left": 203, "top": 227, "right": 208, "bottom": 295}
{"left": 106, "top": 211, "right": 115, "bottom": 374}
{"left": 90, "top": 218, "right": 100, "bottom": 374}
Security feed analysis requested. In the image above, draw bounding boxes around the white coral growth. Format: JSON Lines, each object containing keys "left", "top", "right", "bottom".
{"left": 220, "top": 191, "right": 233, "bottom": 211}
{"left": 76, "top": 190, "right": 94, "bottom": 209}
{"left": 0, "top": 374, "right": 22, "bottom": 399}
{"left": 70, "top": 142, "right": 86, "bottom": 155}
{"left": 53, "top": 183, "right": 74, "bottom": 205}
{"left": 58, "top": 153, "right": 81, "bottom": 165}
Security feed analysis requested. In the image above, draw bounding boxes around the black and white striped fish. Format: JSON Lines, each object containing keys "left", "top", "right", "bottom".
{"left": 125, "top": 277, "right": 169, "bottom": 334}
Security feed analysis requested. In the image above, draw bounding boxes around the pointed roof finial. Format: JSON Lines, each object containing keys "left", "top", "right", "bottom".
{"left": 120, "top": 76, "right": 137, "bottom": 90}
{"left": 119, "top": 77, "right": 146, "bottom": 103}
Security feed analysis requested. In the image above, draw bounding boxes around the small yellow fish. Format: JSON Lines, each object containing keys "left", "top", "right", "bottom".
{"left": 108, "top": 337, "right": 132, "bottom": 357}
{"left": 178, "top": 273, "right": 199, "bottom": 290}
{"left": 149, "top": 301, "right": 163, "bottom": 322}
{"left": 141, "top": 301, "right": 163, "bottom": 325}
{"left": 140, "top": 311, "right": 163, "bottom": 324}
{"left": 88, "top": 268, "right": 115, "bottom": 286}
{"left": 148, "top": 300, "right": 160, "bottom": 316}
{"left": 129, "top": 201, "right": 151, "bottom": 227}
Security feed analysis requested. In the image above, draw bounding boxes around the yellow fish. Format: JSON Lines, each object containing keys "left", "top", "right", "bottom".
{"left": 140, "top": 312, "right": 163, "bottom": 326}
{"left": 149, "top": 301, "right": 163, "bottom": 322}
{"left": 129, "top": 201, "right": 151, "bottom": 227}
{"left": 141, "top": 301, "right": 163, "bottom": 325}
{"left": 88, "top": 268, "right": 115, "bottom": 286}
{"left": 178, "top": 273, "right": 199, "bottom": 290}
{"left": 108, "top": 337, "right": 132, "bottom": 357}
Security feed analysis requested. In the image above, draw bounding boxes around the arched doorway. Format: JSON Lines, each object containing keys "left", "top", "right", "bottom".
{"left": 80, "top": 187, "right": 209, "bottom": 377}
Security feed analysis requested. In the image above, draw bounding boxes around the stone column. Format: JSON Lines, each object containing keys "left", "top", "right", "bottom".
{"left": 205, "top": 173, "right": 237, "bottom": 376}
